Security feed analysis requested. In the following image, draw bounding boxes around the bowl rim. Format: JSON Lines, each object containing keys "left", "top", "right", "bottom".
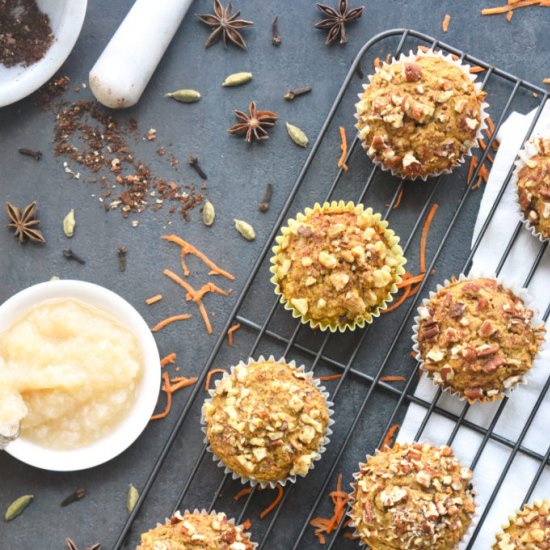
{"left": 0, "top": 0, "right": 88, "bottom": 108}
{"left": 0, "top": 279, "right": 161, "bottom": 471}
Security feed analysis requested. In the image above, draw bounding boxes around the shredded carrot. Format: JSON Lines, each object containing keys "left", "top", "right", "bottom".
{"left": 419, "top": 204, "right": 439, "bottom": 274}
{"left": 469, "top": 66, "right": 485, "bottom": 74}
{"left": 145, "top": 294, "right": 163, "bottom": 305}
{"left": 380, "top": 375, "right": 406, "bottom": 382}
{"left": 467, "top": 156, "right": 478, "bottom": 183}
{"left": 227, "top": 323, "right": 241, "bottom": 347}
{"left": 234, "top": 487, "right": 253, "bottom": 501}
{"left": 337, "top": 127, "right": 349, "bottom": 172}
{"left": 151, "top": 314, "right": 192, "bottom": 332}
{"left": 160, "top": 352, "right": 177, "bottom": 367}
{"left": 242, "top": 519, "right": 252, "bottom": 530}
{"left": 180, "top": 248, "right": 190, "bottom": 277}
{"left": 197, "top": 300, "right": 213, "bottom": 334}
{"left": 260, "top": 485, "right": 284, "bottom": 519}
{"left": 343, "top": 532, "right": 355, "bottom": 539}
{"left": 164, "top": 268, "right": 197, "bottom": 295}
{"left": 318, "top": 374, "right": 343, "bottom": 381}
{"left": 161, "top": 235, "right": 235, "bottom": 280}
{"left": 479, "top": 164, "right": 490, "bottom": 183}
{"left": 167, "top": 377, "right": 198, "bottom": 392}
{"left": 382, "top": 285, "right": 412, "bottom": 314}
{"left": 487, "top": 116, "right": 495, "bottom": 136}
{"left": 482, "top": 0, "right": 542, "bottom": 15}
{"left": 151, "top": 373, "right": 173, "bottom": 420}
{"left": 205, "top": 368, "right": 227, "bottom": 391}
{"left": 398, "top": 272, "right": 425, "bottom": 288}
{"left": 442, "top": 14, "right": 451, "bottom": 32}
{"left": 190, "top": 282, "right": 232, "bottom": 302}
{"left": 544, "top": 78, "right": 550, "bottom": 85}
{"left": 393, "top": 189, "right": 404, "bottom": 209}
{"left": 506, "top": 9, "right": 514, "bottom": 20}
{"left": 310, "top": 474, "right": 350, "bottom": 543}
{"left": 381, "top": 423, "right": 400, "bottom": 449}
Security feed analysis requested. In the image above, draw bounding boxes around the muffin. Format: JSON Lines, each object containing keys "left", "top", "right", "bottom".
{"left": 415, "top": 277, "right": 544, "bottom": 403}
{"left": 516, "top": 135, "right": 550, "bottom": 241}
{"left": 493, "top": 500, "right": 550, "bottom": 549}
{"left": 355, "top": 50, "right": 487, "bottom": 179}
{"left": 270, "top": 201, "right": 406, "bottom": 332}
{"left": 349, "top": 442, "right": 476, "bottom": 549}
{"left": 202, "top": 357, "right": 332, "bottom": 486}
{"left": 137, "top": 510, "right": 255, "bottom": 550}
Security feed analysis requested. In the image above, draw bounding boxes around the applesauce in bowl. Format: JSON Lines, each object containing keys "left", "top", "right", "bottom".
{"left": 0, "top": 280, "right": 160, "bottom": 471}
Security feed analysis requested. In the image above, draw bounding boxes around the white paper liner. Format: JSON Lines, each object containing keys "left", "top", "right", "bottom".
{"left": 201, "top": 355, "right": 335, "bottom": 489}
{"left": 346, "top": 442, "right": 479, "bottom": 549}
{"left": 269, "top": 201, "right": 407, "bottom": 333}
{"left": 492, "top": 499, "right": 550, "bottom": 546}
{"left": 411, "top": 273, "right": 546, "bottom": 404}
{"left": 143, "top": 508, "right": 258, "bottom": 549}
{"left": 354, "top": 48, "right": 490, "bottom": 181}
{"left": 512, "top": 135, "right": 550, "bottom": 243}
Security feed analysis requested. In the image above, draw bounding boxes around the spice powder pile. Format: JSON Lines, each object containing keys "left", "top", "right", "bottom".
{"left": 0, "top": 0, "right": 54, "bottom": 68}
{"left": 53, "top": 100, "right": 203, "bottom": 220}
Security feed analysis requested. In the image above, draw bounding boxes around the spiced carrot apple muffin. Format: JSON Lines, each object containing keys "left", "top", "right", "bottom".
{"left": 355, "top": 50, "right": 487, "bottom": 179}
{"left": 202, "top": 358, "right": 332, "bottom": 486}
{"left": 270, "top": 201, "right": 406, "bottom": 332}
{"left": 137, "top": 510, "right": 255, "bottom": 550}
{"left": 349, "top": 442, "right": 476, "bottom": 549}
{"left": 493, "top": 500, "right": 550, "bottom": 549}
{"left": 516, "top": 135, "right": 550, "bottom": 240}
{"left": 415, "top": 277, "right": 544, "bottom": 403}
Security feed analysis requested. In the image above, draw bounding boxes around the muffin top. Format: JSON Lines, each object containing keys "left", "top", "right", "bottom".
{"left": 417, "top": 277, "right": 542, "bottom": 402}
{"left": 271, "top": 203, "right": 404, "bottom": 329}
{"left": 493, "top": 500, "right": 550, "bottom": 549}
{"left": 350, "top": 443, "right": 475, "bottom": 550}
{"left": 137, "top": 510, "right": 254, "bottom": 550}
{"left": 517, "top": 136, "right": 550, "bottom": 240}
{"left": 202, "top": 360, "right": 330, "bottom": 484}
{"left": 356, "top": 53, "right": 485, "bottom": 179}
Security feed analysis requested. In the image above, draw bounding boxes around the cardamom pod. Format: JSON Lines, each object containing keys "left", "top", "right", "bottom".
{"left": 202, "top": 200, "right": 215, "bottom": 226}
{"left": 127, "top": 484, "right": 139, "bottom": 514}
{"left": 5, "top": 494, "right": 33, "bottom": 521}
{"left": 63, "top": 209, "right": 75, "bottom": 237}
{"left": 234, "top": 219, "right": 256, "bottom": 241}
{"left": 222, "top": 72, "right": 253, "bottom": 87}
{"left": 286, "top": 122, "right": 309, "bottom": 148}
{"left": 165, "top": 89, "right": 201, "bottom": 103}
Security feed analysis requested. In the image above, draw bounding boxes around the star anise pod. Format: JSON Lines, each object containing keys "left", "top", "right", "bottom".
{"left": 196, "top": 0, "right": 254, "bottom": 50}
{"left": 315, "top": 0, "right": 364, "bottom": 45}
{"left": 65, "top": 538, "right": 101, "bottom": 550}
{"left": 228, "top": 101, "right": 279, "bottom": 143}
{"left": 6, "top": 201, "right": 46, "bottom": 244}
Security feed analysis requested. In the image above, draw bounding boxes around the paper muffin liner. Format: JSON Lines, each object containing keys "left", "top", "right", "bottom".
{"left": 354, "top": 48, "right": 490, "bottom": 181}
{"left": 269, "top": 201, "right": 407, "bottom": 333}
{"left": 492, "top": 499, "right": 550, "bottom": 548}
{"left": 346, "top": 442, "right": 479, "bottom": 549}
{"left": 512, "top": 135, "right": 550, "bottom": 243}
{"left": 411, "top": 272, "right": 546, "bottom": 404}
{"left": 141, "top": 508, "right": 258, "bottom": 549}
{"left": 201, "top": 355, "right": 335, "bottom": 489}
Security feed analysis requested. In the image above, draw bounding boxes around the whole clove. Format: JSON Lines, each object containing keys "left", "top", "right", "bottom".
{"left": 283, "top": 86, "right": 312, "bottom": 101}
{"left": 272, "top": 16, "right": 282, "bottom": 47}
{"left": 259, "top": 183, "right": 273, "bottom": 212}
{"left": 188, "top": 155, "right": 208, "bottom": 180}
{"left": 61, "top": 488, "right": 86, "bottom": 507}
{"left": 18, "top": 148, "right": 42, "bottom": 161}
{"left": 63, "top": 249, "right": 86, "bottom": 265}
{"left": 117, "top": 245, "right": 127, "bottom": 272}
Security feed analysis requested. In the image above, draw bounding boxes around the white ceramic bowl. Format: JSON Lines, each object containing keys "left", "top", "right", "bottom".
{"left": 0, "top": 280, "right": 161, "bottom": 471}
{"left": 0, "top": 0, "right": 88, "bottom": 108}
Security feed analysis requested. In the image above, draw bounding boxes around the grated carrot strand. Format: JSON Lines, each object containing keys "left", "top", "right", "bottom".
{"left": 205, "top": 368, "right": 227, "bottom": 391}
{"left": 260, "top": 485, "right": 284, "bottom": 519}
{"left": 145, "top": 294, "right": 163, "bottom": 305}
{"left": 151, "top": 373, "right": 173, "bottom": 420}
{"left": 419, "top": 204, "right": 439, "bottom": 274}
{"left": 151, "top": 314, "right": 192, "bottom": 332}
{"left": 381, "top": 423, "right": 400, "bottom": 449}
{"left": 442, "top": 14, "right": 451, "bottom": 32}
{"left": 160, "top": 352, "right": 177, "bottom": 367}
{"left": 337, "top": 127, "right": 349, "bottom": 172}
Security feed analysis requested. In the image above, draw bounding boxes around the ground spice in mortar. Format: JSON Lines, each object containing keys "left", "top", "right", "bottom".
{"left": 53, "top": 99, "right": 203, "bottom": 220}
{"left": 0, "top": 0, "right": 54, "bottom": 68}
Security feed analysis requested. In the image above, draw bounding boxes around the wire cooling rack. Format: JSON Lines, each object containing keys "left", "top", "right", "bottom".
{"left": 115, "top": 29, "right": 549, "bottom": 549}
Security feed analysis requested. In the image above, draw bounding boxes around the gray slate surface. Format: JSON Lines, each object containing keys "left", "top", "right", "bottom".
{"left": 1, "top": 1, "right": 549, "bottom": 549}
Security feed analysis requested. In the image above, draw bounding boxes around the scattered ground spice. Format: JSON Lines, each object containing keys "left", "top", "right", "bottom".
{"left": 0, "top": 0, "right": 54, "bottom": 68}
{"left": 52, "top": 99, "right": 202, "bottom": 220}
{"left": 35, "top": 75, "right": 70, "bottom": 109}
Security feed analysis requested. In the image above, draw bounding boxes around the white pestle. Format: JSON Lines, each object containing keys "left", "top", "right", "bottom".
{"left": 89, "top": 0, "right": 193, "bottom": 109}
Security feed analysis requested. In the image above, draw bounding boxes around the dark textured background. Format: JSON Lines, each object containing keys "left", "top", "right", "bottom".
{"left": 1, "top": 1, "right": 549, "bottom": 549}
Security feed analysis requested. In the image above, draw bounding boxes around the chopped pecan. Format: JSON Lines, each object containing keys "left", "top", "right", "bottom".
{"left": 482, "top": 354, "right": 505, "bottom": 373}
{"left": 461, "top": 282, "right": 480, "bottom": 293}
{"left": 420, "top": 321, "right": 439, "bottom": 340}
{"left": 478, "top": 320, "right": 496, "bottom": 338}
{"left": 404, "top": 62, "right": 422, "bottom": 82}
{"left": 475, "top": 343, "right": 500, "bottom": 357}
{"left": 461, "top": 347, "right": 477, "bottom": 362}
{"left": 540, "top": 188, "right": 550, "bottom": 200}
{"left": 371, "top": 134, "right": 386, "bottom": 152}
{"left": 448, "top": 303, "right": 465, "bottom": 319}
{"left": 463, "top": 387, "right": 484, "bottom": 400}
{"left": 297, "top": 225, "right": 313, "bottom": 237}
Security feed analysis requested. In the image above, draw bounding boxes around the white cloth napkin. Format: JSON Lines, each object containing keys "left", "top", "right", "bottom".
{"left": 398, "top": 103, "right": 550, "bottom": 548}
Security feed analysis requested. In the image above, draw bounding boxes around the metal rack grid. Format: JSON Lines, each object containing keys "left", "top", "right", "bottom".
{"left": 115, "top": 29, "right": 549, "bottom": 549}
